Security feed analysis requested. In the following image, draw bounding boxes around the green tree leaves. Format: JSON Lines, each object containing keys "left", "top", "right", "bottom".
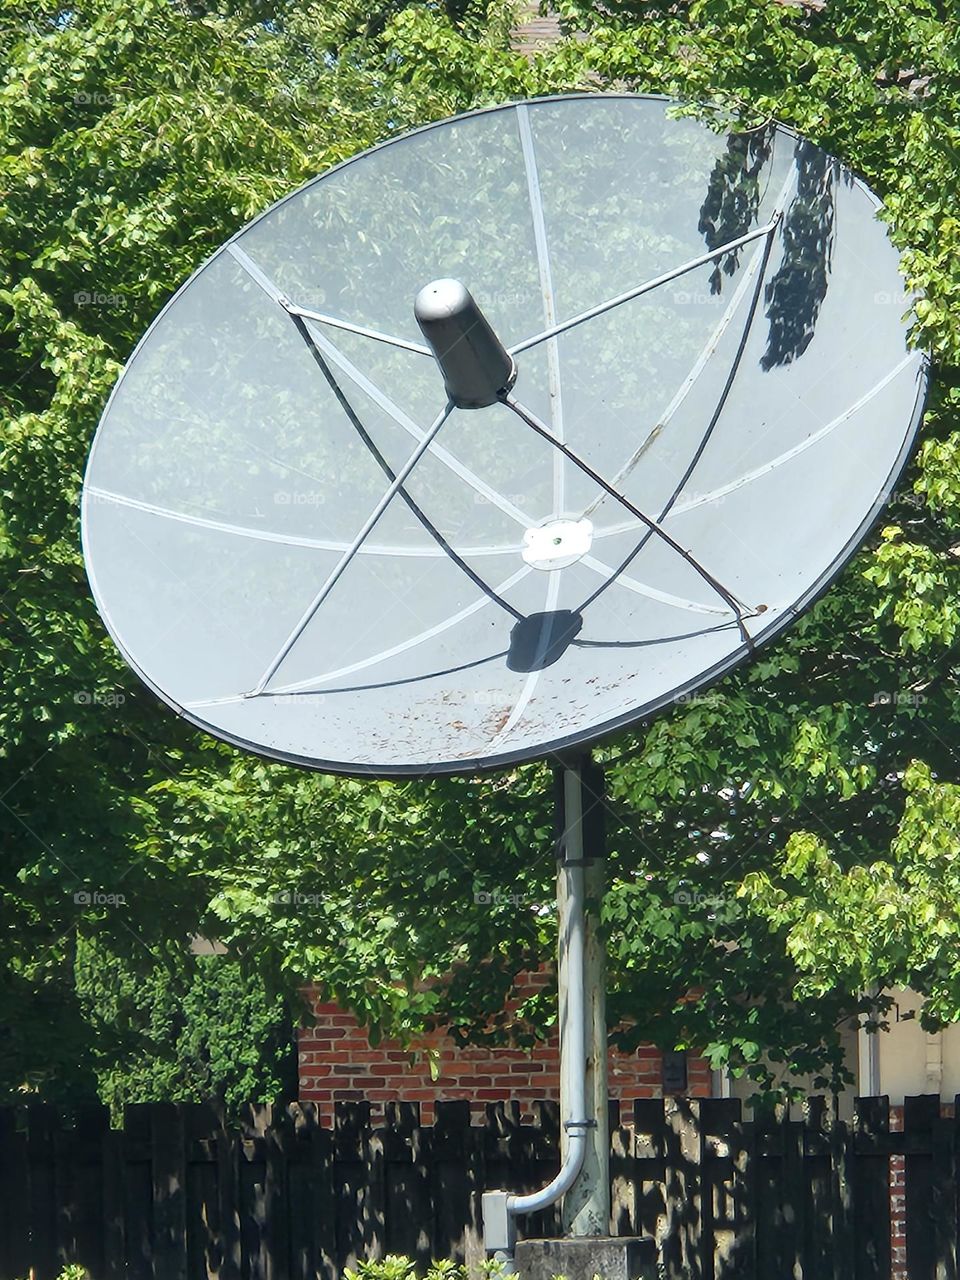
{"left": 3, "top": 0, "right": 960, "bottom": 1106}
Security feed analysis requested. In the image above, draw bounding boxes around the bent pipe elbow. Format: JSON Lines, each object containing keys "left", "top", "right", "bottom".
{"left": 505, "top": 1128, "right": 588, "bottom": 1217}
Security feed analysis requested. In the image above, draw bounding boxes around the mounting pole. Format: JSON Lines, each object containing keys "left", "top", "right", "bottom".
{"left": 482, "top": 754, "right": 609, "bottom": 1265}
{"left": 558, "top": 756, "right": 610, "bottom": 1235}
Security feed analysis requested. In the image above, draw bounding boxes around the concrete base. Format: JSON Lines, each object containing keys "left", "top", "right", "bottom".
{"left": 514, "top": 1237, "right": 657, "bottom": 1280}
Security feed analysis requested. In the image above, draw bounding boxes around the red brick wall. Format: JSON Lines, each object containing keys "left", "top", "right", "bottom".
{"left": 890, "top": 1105, "right": 905, "bottom": 1280}
{"left": 512, "top": 2, "right": 562, "bottom": 55}
{"left": 299, "top": 974, "right": 713, "bottom": 1124}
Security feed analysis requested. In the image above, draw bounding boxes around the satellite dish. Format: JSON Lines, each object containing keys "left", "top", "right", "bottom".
{"left": 81, "top": 94, "right": 927, "bottom": 776}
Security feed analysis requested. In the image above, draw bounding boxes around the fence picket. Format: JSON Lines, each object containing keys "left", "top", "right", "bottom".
{"left": 610, "top": 1098, "right": 635, "bottom": 1238}
{"left": 663, "top": 1097, "right": 704, "bottom": 1279}
{"left": 754, "top": 1104, "right": 784, "bottom": 1280}
{"left": 303, "top": 1104, "right": 336, "bottom": 1280}
{"left": 700, "top": 1098, "right": 742, "bottom": 1280}
{"left": 830, "top": 1095, "right": 857, "bottom": 1280}
{"left": 182, "top": 1104, "right": 222, "bottom": 1280}
{"left": 238, "top": 1102, "right": 270, "bottom": 1280}
{"left": 632, "top": 1098, "right": 667, "bottom": 1255}
{"left": 123, "top": 1105, "right": 153, "bottom": 1280}
{"left": 906, "top": 1095, "right": 941, "bottom": 1280}
{"left": 333, "top": 1100, "right": 372, "bottom": 1272}
{"left": 782, "top": 1107, "right": 805, "bottom": 1280}
{"left": 803, "top": 1096, "right": 833, "bottom": 1280}
{"left": 265, "top": 1105, "right": 292, "bottom": 1280}
{"left": 431, "top": 1100, "right": 476, "bottom": 1265}
{"left": 152, "top": 1103, "right": 188, "bottom": 1280}
{"left": 73, "top": 1107, "right": 111, "bottom": 1278}
{"left": 383, "top": 1101, "right": 432, "bottom": 1266}
{"left": 28, "top": 1104, "right": 59, "bottom": 1280}
{"left": 0, "top": 1108, "right": 29, "bottom": 1280}
{"left": 736, "top": 1098, "right": 758, "bottom": 1280}
{"left": 932, "top": 1100, "right": 957, "bottom": 1280}
{"left": 216, "top": 1111, "right": 243, "bottom": 1280}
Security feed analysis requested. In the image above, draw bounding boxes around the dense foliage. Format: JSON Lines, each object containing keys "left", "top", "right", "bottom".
{"left": 344, "top": 1257, "right": 505, "bottom": 1280}
{"left": 1, "top": 0, "right": 959, "bottom": 1104}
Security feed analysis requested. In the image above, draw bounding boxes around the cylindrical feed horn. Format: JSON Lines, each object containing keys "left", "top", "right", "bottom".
{"left": 414, "top": 279, "right": 517, "bottom": 409}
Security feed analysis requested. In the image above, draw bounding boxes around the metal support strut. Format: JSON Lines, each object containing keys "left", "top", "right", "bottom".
{"left": 482, "top": 756, "right": 609, "bottom": 1269}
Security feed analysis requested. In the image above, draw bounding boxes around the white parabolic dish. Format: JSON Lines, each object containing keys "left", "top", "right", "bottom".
{"left": 81, "top": 94, "right": 928, "bottom": 775}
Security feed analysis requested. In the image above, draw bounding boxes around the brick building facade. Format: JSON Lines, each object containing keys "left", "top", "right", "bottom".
{"left": 512, "top": 5, "right": 562, "bottom": 57}
{"left": 298, "top": 971, "right": 713, "bottom": 1124}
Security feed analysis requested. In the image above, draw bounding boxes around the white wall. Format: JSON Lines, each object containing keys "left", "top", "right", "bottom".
{"left": 872, "top": 987, "right": 960, "bottom": 1103}
{"left": 719, "top": 988, "right": 960, "bottom": 1108}
{"left": 726, "top": 1017, "right": 860, "bottom": 1119}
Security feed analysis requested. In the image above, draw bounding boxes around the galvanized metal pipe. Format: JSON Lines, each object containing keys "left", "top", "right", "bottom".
{"left": 482, "top": 760, "right": 606, "bottom": 1265}
{"left": 507, "top": 767, "right": 590, "bottom": 1215}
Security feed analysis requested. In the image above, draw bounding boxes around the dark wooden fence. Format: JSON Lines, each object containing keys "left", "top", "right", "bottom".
{"left": 0, "top": 1095, "right": 956, "bottom": 1280}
